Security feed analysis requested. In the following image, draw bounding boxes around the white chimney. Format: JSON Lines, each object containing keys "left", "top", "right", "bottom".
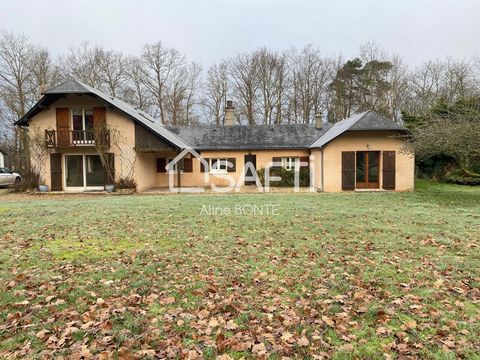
{"left": 225, "top": 100, "right": 235, "bottom": 126}
{"left": 315, "top": 112, "right": 323, "bottom": 129}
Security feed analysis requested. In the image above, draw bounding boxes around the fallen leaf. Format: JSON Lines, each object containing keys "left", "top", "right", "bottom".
{"left": 297, "top": 336, "right": 309, "bottom": 347}
{"left": 160, "top": 296, "right": 176, "bottom": 305}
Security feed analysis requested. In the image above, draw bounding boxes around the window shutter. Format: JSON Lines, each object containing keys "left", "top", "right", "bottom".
{"left": 157, "top": 158, "right": 166, "bottom": 173}
{"left": 93, "top": 107, "right": 107, "bottom": 146}
{"left": 183, "top": 158, "right": 193, "bottom": 172}
{"left": 300, "top": 156, "right": 309, "bottom": 167}
{"left": 56, "top": 108, "right": 70, "bottom": 146}
{"left": 227, "top": 158, "right": 236, "bottom": 172}
{"left": 382, "top": 151, "right": 396, "bottom": 190}
{"left": 342, "top": 151, "right": 355, "bottom": 190}
{"left": 272, "top": 157, "right": 281, "bottom": 168}
{"left": 93, "top": 107, "right": 106, "bottom": 125}
{"left": 50, "top": 153, "right": 62, "bottom": 191}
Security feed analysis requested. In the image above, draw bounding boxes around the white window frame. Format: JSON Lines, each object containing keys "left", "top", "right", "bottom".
{"left": 282, "top": 157, "right": 299, "bottom": 171}
{"left": 63, "top": 154, "right": 105, "bottom": 191}
{"left": 71, "top": 108, "right": 94, "bottom": 145}
{"left": 209, "top": 158, "right": 228, "bottom": 174}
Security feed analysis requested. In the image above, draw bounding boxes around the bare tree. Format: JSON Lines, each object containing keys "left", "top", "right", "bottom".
{"left": 228, "top": 53, "right": 260, "bottom": 124}
{"left": 123, "top": 56, "right": 151, "bottom": 112}
{"left": 385, "top": 54, "right": 410, "bottom": 122}
{"left": 256, "top": 48, "right": 287, "bottom": 124}
{"left": 163, "top": 61, "right": 201, "bottom": 125}
{"left": 97, "top": 48, "right": 126, "bottom": 97}
{"left": 0, "top": 31, "right": 40, "bottom": 171}
{"left": 60, "top": 42, "right": 104, "bottom": 89}
{"left": 287, "top": 45, "right": 333, "bottom": 123}
{"left": 442, "top": 58, "right": 475, "bottom": 102}
{"left": 202, "top": 62, "right": 228, "bottom": 125}
{"left": 141, "top": 41, "right": 185, "bottom": 123}
{"left": 31, "top": 47, "right": 62, "bottom": 98}
{"left": 183, "top": 62, "right": 202, "bottom": 124}
{"left": 60, "top": 43, "right": 126, "bottom": 97}
{"left": 406, "top": 58, "right": 477, "bottom": 117}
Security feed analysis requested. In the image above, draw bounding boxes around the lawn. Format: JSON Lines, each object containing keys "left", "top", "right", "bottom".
{"left": 0, "top": 181, "right": 479, "bottom": 359}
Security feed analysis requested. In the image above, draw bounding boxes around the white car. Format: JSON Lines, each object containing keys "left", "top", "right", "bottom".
{"left": 0, "top": 167, "right": 22, "bottom": 186}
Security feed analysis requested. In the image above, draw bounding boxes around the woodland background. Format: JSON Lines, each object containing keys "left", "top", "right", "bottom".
{"left": 1, "top": 30, "right": 479, "bottom": 182}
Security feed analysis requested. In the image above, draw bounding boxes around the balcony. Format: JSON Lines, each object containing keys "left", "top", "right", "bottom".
{"left": 45, "top": 129, "right": 110, "bottom": 149}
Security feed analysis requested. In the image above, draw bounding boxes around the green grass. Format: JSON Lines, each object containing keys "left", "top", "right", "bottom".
{"left": 0, "top": 180, "right": 479, "bottom": 358}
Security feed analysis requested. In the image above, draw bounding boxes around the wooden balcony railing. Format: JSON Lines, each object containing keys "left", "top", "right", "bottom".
{"left": 45, "top": 129, "right": 110, "bottom": 148}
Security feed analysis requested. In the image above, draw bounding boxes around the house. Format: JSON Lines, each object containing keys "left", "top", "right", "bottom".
{"left": 16, "top": 79, "right": 414, "bottom": 192}
{"left": 0, "top": 148, "right": 6, "bottom": 168}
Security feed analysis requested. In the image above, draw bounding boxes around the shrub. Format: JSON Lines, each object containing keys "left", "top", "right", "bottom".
{"left": 444, "top": 170, "right": 480, "bottom": 186}
{"left": 257, "top": 167, "right": 310, "bottom": 187}
{"left": 115, "top": 177, "right": 137, "bottom": 190}
{"left": 11, "top": 171, "right": 40, "bottom": 192}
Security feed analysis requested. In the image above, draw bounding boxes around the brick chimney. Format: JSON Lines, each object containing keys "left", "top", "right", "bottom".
{"left": 315, "top": 112, "right": 323, "bottom": 129}
{"left": 225, "top": 100, "right": 235, "bottom": 126}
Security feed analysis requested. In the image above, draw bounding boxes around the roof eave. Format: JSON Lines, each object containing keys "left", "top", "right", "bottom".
{"left": 14, "top": 85, "right": 191, "bottom": 150}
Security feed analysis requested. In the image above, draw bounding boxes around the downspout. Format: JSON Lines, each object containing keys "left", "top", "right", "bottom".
{"left": 176, "top": 149, "right": 181, "bottom": 190}
{"left": 321, "top": 147, "right": 325, "bottom": 192}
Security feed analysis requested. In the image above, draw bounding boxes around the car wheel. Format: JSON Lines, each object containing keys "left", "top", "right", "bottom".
{"left": 14, "top": 177, "right": 21, "bottom": 184}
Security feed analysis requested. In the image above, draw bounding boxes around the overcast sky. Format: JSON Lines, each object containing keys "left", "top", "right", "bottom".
{"left": 1, "top": 0, "right": 478, "bottom": 67}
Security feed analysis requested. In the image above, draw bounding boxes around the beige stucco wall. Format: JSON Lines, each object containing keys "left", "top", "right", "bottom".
{"left": 310, "top": 148, "right": 323, "bottom": 190}
{"left": 155, "top": 149, "right": 312, "bottom": 189}
{"left": 135, "top": 153, "right": 157, "bottom": 191}
{"left": 322, "top": 131, "right": 414, "bottom": 192}
{"left": 28, "top": 95, "right": 145, "bottom": 190}
{"left": 27, "top": 98, "right": 413, "bottom": 193}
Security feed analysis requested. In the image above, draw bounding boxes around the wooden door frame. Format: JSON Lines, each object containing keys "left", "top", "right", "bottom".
{"left": 356, "top": 151, "right": 380, "bottom": 189}
{"left": 244, "top": 154, "right": 257, "bottom": 185}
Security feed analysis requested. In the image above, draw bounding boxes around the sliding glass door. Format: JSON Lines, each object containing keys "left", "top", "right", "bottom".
{"left": 65, "top": 155, "right": 84, "bottom": 187}
{"left": 356, "top": 151, "right": 380, "bottom": 189}
{"left": 86, "top": 155, "right": 105, "bottom": 186}
{"left": 65, "top": 155, "right": 105, "bottom": 190}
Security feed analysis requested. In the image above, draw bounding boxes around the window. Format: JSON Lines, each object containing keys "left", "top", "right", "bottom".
{"left": 282, "top": 157, "right": 299, "bottom": 171}
{"left": 166, "top": 159, "right": 183, "bottom": 173}
{"left": 65, "top": 154, "right": 110, "bottom": 188}
{"left": 209, "top": 158, "right": 228, "bottom": 173}
{"left": 72, "top": 108, "right": 94, "bottom": 143}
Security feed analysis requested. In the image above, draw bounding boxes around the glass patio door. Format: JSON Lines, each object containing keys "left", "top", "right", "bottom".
{"left": 356, "top": 151, "right": 380, "bottom": 189}
{"left": 65, "top": 155, "right": 105, "bottom": 190}
{"left": 85, "top": 155, "right": 105, "bottom": 186}
{"left": 65, "top": 155, "right": 84, "bottom": 187}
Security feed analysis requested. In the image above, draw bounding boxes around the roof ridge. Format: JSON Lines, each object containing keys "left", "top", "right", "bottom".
{"left": 43, "top": 78, "right": 82, "bottom": 94}
{"left": 308, "top": 111, "right": 370, "bottom": 148}
{"left": 21, "top": 78, "right": 192, "bottom": 149}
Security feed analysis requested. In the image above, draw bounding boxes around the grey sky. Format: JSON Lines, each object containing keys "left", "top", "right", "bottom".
{"left": 1, "top": 0, "right": 478, "bottom": 67}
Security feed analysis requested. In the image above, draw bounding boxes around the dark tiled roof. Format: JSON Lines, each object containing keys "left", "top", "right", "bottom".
{"left": 43, "top": 80, "right": 91, "bottom": 94}
{"left": 17, "top": 79, "right": 191, "bottom": 149}
{"left": 165, "top": 124, "right": 332, "bottom": 150}
{"left": 349, "top": 111, "right": 407, "bottom": 131}
{"left": 310, "top": 111, "right": 408, "bottom": 148}
{"left": 18, "top": 79, "right": 408, "bottom": 151}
